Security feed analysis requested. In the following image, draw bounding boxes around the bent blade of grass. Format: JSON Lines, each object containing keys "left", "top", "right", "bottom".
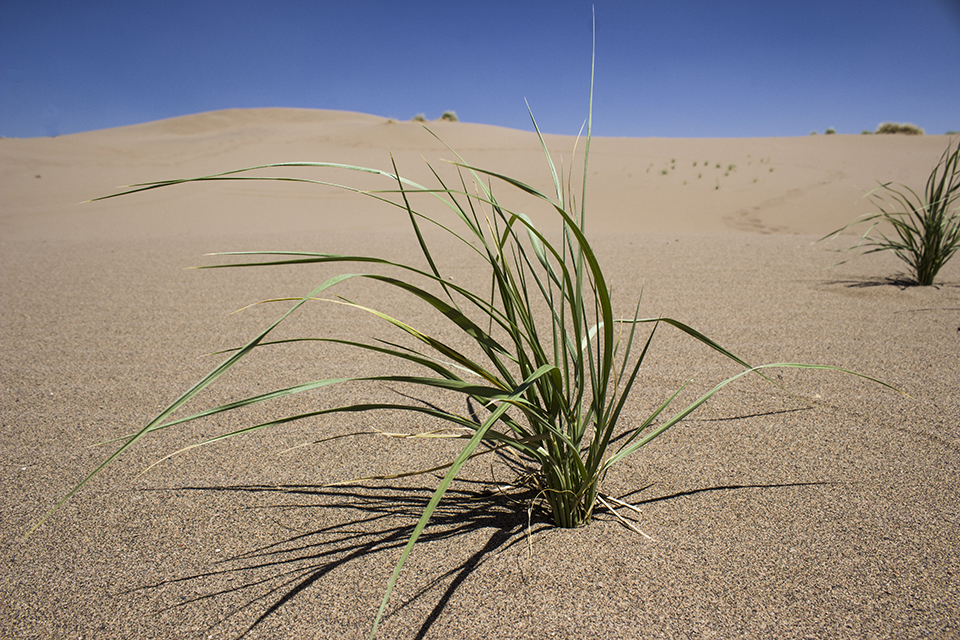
{"left": 602, "top": 362, "right": 900, "bottom": 472}
{"left": 456, "top": 162, "right": 618, "bottom": 409}
{"left": 369, "top": 364, "right": 555, "bottom": 639}
{"left": 26, "top": 272, "right": 360, "bottom": 538}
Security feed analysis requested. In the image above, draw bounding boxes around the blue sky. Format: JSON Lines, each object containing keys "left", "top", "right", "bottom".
{"left": 2, "top": 0, "right": 959, "bottom": 139}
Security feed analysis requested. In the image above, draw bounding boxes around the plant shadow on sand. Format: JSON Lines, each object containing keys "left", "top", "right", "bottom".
{"left": 123, "top": 438, "right": 834, "bottom": 639}
{"left": 132, "top": 478, "right": 542, "bottom": 639}
{"left": 823, "top": 275, "right": 960, "bottom": 289}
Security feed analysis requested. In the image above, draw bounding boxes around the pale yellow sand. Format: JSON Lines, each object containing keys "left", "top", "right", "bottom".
{"left": 1, "top": 110, "right": 958, "bottom": 639}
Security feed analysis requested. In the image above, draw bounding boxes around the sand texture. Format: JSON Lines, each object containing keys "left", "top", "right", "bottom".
{"left": 2, "top": 109, "right": 959, "bottom": 639}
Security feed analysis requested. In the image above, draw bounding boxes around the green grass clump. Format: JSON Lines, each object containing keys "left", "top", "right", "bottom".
{"left": 819, "top": 138, "right": 960, "bottom": 285}
{"left": 32, "top": 23, "right": 896, "bottom": 639}
{"left": 439, "top": 110, "right": 458, "bottom": 122}
{"left": 875, "top": 122, "right": 924, "bottom": 135}
{"left": 412, "top": 113, "right": 427, "bottom": 122}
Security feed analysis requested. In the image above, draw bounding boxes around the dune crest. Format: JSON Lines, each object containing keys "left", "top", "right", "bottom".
{"left": 126, "top": 107, "right": 389, "bottom": 137}
{"left": 1, "top": 108, "right": 955, "bottom": 241}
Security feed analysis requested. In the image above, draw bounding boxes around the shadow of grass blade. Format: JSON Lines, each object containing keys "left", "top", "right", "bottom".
{"left": 369, "top": 364, "right": 555, "bottom": 639}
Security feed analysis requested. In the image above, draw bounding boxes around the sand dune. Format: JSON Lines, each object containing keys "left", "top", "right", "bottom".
{"left": 1, "top": 109, "right": 958, "bottom": 639}
{"left": 2, "top": 108, "right": 954, "bottom": 241}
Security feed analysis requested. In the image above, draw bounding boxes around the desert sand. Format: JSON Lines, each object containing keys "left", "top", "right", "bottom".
{"left": 1, "top": 109, "right": 958, "bottom": 639}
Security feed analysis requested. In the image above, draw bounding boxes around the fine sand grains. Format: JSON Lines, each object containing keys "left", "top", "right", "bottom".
{"left": 1, "top": 111, "right": 957, "bottom": 638}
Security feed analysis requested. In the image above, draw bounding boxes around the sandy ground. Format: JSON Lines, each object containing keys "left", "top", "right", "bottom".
{"left": 1, "top": 109, "right": 958, "bottom": 639}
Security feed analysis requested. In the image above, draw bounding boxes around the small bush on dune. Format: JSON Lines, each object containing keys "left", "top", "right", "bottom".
{"left": 412, "top": 113, "right": 427, "bottom": 122}
{"left": 439, "top": 110, "right": 458, "bottom": 122}
{"left": 820, "top": 138, "right": 960, "bottom": 285}
{"left": 875, "top": 122, "right": 925, "bottom": 135}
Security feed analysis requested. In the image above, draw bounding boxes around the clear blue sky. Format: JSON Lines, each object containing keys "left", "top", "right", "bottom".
{"left": 2, "top": 0, "right": 959, "bottom": 139}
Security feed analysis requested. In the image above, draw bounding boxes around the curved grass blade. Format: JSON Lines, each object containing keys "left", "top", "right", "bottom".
{"left": 369, "top": 364, "right": 555, "bottom": 639}
{"left": 27, "top": 272, "right": 360, "bottom": 537}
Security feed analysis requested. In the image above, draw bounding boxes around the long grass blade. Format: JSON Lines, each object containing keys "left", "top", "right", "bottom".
{"left": 369, "top": 364, "right": 555, "bottom": 639}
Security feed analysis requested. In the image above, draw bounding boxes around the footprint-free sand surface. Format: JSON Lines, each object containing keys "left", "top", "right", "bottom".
{"left": 2, "top": 109, "right": 958, "bottom": 638}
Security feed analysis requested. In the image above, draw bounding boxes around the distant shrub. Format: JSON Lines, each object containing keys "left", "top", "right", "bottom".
{"left": 862, "top": 130, "right": 872, "bottom": 135}
{"left": 825, "top": 127, "right": 836, "bottom": 135}
{"left": 440, "top": 111, "right": 458, "bottom": 122}
{"left": 412, "top": 113, "right": 427, "bottom": 122}
{"left": 810, "top": 131, "right": 818, "bottom": 135}
{"left": 875, "top": 122, "right": 924, "bottom": 135}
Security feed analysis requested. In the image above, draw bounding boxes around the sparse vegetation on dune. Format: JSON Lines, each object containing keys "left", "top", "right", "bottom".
{"left": 875, "top": 122, "right": 925, "bottom": 135}
{"left": 820, "top": 138, "right": 960, "bottom": 285}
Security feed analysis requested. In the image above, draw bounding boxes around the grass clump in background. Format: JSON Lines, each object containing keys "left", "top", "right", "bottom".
{"left": 31, "top": 21, "right": 897, "bottom": 638}
{"left": 875, "top": 121, "right": 925, "bottom": 135}
{"left": 819, "top": 138, "right": 960, "bottom": 285}
{"left": 439, "top": 110, "right": 458, "bottom": 122}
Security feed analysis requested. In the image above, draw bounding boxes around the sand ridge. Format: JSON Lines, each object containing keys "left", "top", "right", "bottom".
{"left": 2, "top": 108, "right": 955, "bottom": 241}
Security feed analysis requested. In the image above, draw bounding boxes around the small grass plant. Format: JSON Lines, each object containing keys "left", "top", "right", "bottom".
{"left": 819, "top": 138, "right": 960, "bottom": 285}
{"left": 33, "top": 22, "right": 896, "bottom": 639}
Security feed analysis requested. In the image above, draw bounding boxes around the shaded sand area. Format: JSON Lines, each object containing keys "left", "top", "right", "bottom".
{"left": 2, "top": 109, "right": 958, "bottom": 638}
